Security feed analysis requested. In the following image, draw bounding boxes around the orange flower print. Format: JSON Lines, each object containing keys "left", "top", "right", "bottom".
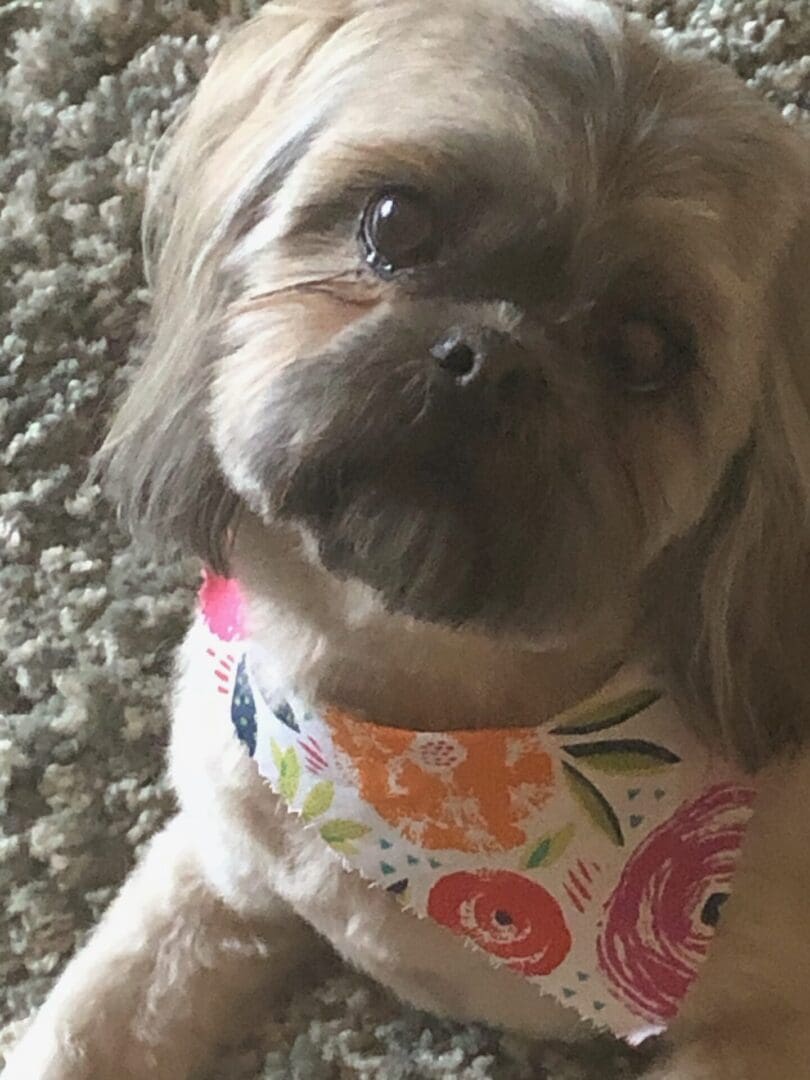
{"left": 326, "top": 712, "right": 554, "bottom": 853}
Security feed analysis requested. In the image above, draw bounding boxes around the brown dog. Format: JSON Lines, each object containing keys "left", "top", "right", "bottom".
{"left": 4, "top": 1, "right": 810, "bottom": 1077}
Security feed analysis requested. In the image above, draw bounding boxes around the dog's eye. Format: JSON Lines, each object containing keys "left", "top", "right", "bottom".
{"left": 606, "top": 317, "right": 696, "bottom": 395}
{"left": 360, "top": 190, "right": 438, "bottom": 277}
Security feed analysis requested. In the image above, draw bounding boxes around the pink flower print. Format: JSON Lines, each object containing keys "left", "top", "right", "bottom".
{"left": 199, "top": 569, "right": 246, "bottom": 642}
{"left": 597, "top": 783, "right": 755, "bottom": 1024}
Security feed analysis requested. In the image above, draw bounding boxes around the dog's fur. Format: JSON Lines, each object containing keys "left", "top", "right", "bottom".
{"left": 4, "top": 0, "right": 810, "bottom": 1077}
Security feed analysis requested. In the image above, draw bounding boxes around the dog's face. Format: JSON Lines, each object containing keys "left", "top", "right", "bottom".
{"left": 102, "top": 0, "right": 810, "bottom": 760}
{"left": 197, "top": 0, "right": 794, "bottom": 639}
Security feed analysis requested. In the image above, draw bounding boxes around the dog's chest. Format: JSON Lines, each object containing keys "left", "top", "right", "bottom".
{"left": 192, "top": 572, "right": 756, "bottom": 1042}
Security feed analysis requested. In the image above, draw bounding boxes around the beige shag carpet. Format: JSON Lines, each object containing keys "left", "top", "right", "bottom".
{"left": 0, "top": 0, "right": 807, "bottom": 1076}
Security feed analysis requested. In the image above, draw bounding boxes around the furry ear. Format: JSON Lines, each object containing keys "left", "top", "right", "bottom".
{"left": 95, "top": 2, "right": 350, "bottom": 572}
{"left": 646, "top": 181, "right": 810, "bottom": 771}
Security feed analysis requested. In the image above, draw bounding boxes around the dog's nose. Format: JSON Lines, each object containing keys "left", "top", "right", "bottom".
{"left": 430, "top": 328, "right": 518, "bottom": 384}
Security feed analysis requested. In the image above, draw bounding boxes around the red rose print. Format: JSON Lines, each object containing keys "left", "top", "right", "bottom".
{"left": 428, "top": 870, "right": 571, "bottom": 976}
{"left": 597, "top": 783, "right": 754, "bottom": 1024}
{"left": 199, "top": 570, "right": 246, "bottom": 642}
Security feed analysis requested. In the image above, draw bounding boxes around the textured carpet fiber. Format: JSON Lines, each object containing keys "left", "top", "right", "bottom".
{"left": 0, "top": 0, "right": 807, "bottom": 1076}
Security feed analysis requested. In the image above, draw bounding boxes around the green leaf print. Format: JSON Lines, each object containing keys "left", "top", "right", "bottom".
{"left": 523, "top": 823, "right": 575, "bottom": 869}
{"left": 327, "top": 840, "right": 362, "bottom": 856}
{"left": 320, "top": 819, "right": 371, "bottom": 846}
{"left": 563, "top": 763, "right": 624, "bottom": 847}
{"left": 564, "top": 739, "right": 680, "bottom": 774}
{"left": 270, "top": 739, "right": 301, "bottom": 803}
{"left": 549, "top": 688, "right": 661, "bottom": 737}
{"left": 302, "top": 781, "right": 335, "bottom": 821}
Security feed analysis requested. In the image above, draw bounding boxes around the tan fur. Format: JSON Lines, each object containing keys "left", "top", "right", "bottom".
{"left": 6, "top": 0, "right": 810, "bottom": 1077}
{"left": 101, "top": 0, "right": 810, "bottom": 764}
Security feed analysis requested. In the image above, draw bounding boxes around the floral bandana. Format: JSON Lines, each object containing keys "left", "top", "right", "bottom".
{"left": 195, "top": 571, "right": 757, "bottom": 1042}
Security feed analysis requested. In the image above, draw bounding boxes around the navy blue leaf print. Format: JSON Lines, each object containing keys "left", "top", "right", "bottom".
{"left": 231, "top": 656, "right": 257, "bottom": 756}
{"left": 273, "top": 699, "right": 300, "bottom": 733}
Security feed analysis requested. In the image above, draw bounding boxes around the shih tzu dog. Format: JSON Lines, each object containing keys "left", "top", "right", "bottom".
{"left": 4, "top": 0, "right": 810, "bottom": 1077}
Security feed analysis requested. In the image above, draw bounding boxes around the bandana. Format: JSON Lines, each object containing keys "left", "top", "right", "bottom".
{"left": 193, "top": 570, "right": 756, "bottom": 1042}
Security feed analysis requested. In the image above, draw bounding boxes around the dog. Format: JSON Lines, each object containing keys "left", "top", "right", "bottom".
{"left": 4, "top": 0, "right": 810, "bottom": 1076}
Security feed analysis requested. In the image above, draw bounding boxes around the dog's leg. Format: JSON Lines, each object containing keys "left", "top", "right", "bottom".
{"left": 1, "top": 813, "right": 328, "bottom": 1080}
{"left": 645, "top": 747, "right": 810, "bottom": 1079}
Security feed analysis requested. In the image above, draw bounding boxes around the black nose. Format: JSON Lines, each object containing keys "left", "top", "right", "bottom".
{"left": 430, "top": 328, "right": 515, "bottom": 383}
{"left": 431, "top": 335, "right": 479, "bottom": 379}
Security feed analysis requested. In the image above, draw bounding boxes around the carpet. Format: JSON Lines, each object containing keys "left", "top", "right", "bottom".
{"left": 0, "top": 0, "right": 807, "bottom": 1076}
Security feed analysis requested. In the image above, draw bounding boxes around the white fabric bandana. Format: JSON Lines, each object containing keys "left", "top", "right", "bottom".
{"left": 193, "top": 571, "right": 756, "bottom": 1041}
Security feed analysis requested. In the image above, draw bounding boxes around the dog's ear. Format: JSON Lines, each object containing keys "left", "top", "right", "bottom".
{"left": 95, "top": 2, "right": 351, "bottom": 572}
{"left": 646, "top": 149, "right": 810, "bottom": 771}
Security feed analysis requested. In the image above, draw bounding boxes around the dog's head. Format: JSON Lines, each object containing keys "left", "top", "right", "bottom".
{"left": 100, "top": 0, "right": 810, "bottom": 765}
